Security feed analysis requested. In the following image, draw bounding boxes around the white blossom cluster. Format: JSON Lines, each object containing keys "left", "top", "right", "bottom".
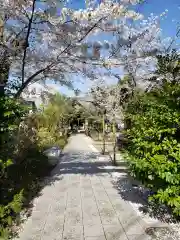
{"left": 91, "top": 78, "right": 123, "bottom": 122}
{"left": 0, "top": 0, "right": 170, "bottom": 96}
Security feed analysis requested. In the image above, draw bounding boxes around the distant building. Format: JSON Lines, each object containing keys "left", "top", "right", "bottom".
{"left": 72, "top": 95, "right": 124, "bottom": 133}
{"left": 73, "top": 95, "right": 95, "bottom": 111}
{"left": 20, "top": 99, "right": 37, "bottom": 112}
{"left": 21, "top": 83, "right": 55, "bottom": 109}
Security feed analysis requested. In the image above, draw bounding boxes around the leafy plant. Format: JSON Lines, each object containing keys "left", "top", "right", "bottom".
{"left": 0, "top": 94, "right": 69, "bottom": 238}
{"left": 0, "top": 190, "right": 24, "bottom": 239}
{"left": 124, "top": 81, "right": 180, "bottom": 216}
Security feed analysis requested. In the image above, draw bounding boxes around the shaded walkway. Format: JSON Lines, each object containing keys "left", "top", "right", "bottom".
{"left": 16, "top": 134, "right": 152, "bottom": 240}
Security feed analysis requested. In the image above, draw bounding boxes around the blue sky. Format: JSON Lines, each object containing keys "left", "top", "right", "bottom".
{"left": 67, "top": 0, "right": 180, "bottom": 37}
{"left": 50, "top": 0, "right": 180, "bottom": 96}
{"left": 137, "top": 0, "right": 180, "bottom": 37}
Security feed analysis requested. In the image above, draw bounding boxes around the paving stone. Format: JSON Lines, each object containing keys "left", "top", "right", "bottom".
{"left": 90, "top": 176, "right": 101, "bottom": 183}
{"left": 107, "top": 192, "right": 122, "bottom": 200}
{"left": 20, "top": 236, "right": 42, "bottom": 240}
{"left": 98, "top": 205, "right": 120, "bottom": 225}
{"left": 42, "top": 234, "right": 63, "bottom": 240}
{"left": 81, "top": 190, "right": 94, "bottom": 198}
{"left": 81, "top": 179, "right": 92, "bottom": 186}
{"left": 92, "top": 183, "right": 104, "bottom": 189}
{"left": 42, "top": 228, "right": 63, "bottom": 239}
{"left": 31, "top": 212, "right": 48, "bottom": 223}
{"left": 62, "top": 224, "right": 83, "bottom": 239}
{"left": 54, "top": 185, "right": 69, "bottom": 193}
{"left": 103, "top": 224, "right": 128, "bottom": 240}
{"left": 82, "top": 201, "right": 97, "bottom": 211}
{"left": 83, "top": 216, "right": 102, "bottom": 226}
{"left": 19, "top": 227, "right": 43, "bottom": 240}
{"left": 33, "top": 201, "right": 51, "bottom": 211}
{"left": 101, "top": 216, "right": 120, "bottom": 225}
{"left": 83, "top": 202, "right": 101, "bottom": 225}
{"left": 93, "top": 194, "right": 109, "bottom": 201}
{"left": 67, "top": 196, "right": 81, "bottom": 208}
{"left": 84, "top": 224, "right": 104, "bottom": 237}
{"left": 16, "top": 134, "right": 171, "bottom": 240}
{"left": 98, "top": 205, "right": 117, "bottom": 219}
{"left": 112, "top": 203, "right": 129, "bottom": 214}
{"left": 85, "top": 236, "right": 106, "bottom": 240}
{"left": 50, "top": 203, "right": 66, "bottom": 214}
{"left": 64, "top": 207, "right": 82, "bottom": 225}
{"left": 127, "top": 234, "right": 152, "bottom": 240}
{"left": 43, "top": 217, "right": 64, "bottom": 233}
{"left": 101, "top": 181, "right": 113, "bottom": 187}
{"left": 67, "top": 188, "right": 81, "bottom": 194}
{"left": 83, "top": 208, "right": 100, "bottom": 219}
{"left": 96, "top": 199, "right": 112, "bottom": 206}
{"left": 47, "top": 214, "right": 65, "bottom": 224}
{"left": 118, "top": 211, "right": 139, "bottom": 226}
{"left": 19, "top": 219, "right": 46, "bottom": 236}
{"left": 49, "top": 194, "right": 68, "bottom": 205}
{"left": 124, "top": 220, "right": 145, "bottom": 236}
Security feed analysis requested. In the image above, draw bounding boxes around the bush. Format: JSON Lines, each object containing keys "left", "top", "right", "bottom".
{"left": 0, "top": 190, "right": 24, "bottom": 239}
{"left": 124, "top": 82, "right": 180, "bottom": 216}
{"left": 37, "top": 127, "right": 67, "bottom": 150}
{"left": 37, "top": 127, "right": 57, "bottom": 150}
{"left": 0, "top": 97, "right": 69, "bottom": 238}
{"left": 0, "top": 93, "right": 74, "bottom": 238}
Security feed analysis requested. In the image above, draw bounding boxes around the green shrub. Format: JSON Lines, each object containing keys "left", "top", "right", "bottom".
{"left": 37, "top": 127, "right": 68, "bottom": 150}
{"left": 124, "top": 82, "right": 180, "bottom": 216}
{"left": 56, "top": 137, "right": 68, "bottom": 149}
{"left": 0, "top": 97, "right": 27, "bottom": 159}
{"left": 0, "top": 149, "right": 51, "bottom": 238}
{"left": 0, "top": 94, "right": 70, "bottom": 238}
{"left": 37, "top": 127, "right": 56, "bottom": 150}
{"left": 0, "top": 99, "right": 53, "bottom": 238}
{"left": 0, "top": 190, "right": 24, "bottom": 239}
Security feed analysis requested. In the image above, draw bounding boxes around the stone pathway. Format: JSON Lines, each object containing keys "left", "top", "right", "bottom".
{"left": 16, "top": 134, "right": 162, "bottom": 240}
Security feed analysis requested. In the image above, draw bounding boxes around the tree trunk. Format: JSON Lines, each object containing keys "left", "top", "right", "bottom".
{"left": 112, "top": 120, "right": 117, "bottom": 165}
{"left": 0, "top": 85, "right": 5, "bottom": 97}
{"left": 102, "top": 113, "right": 105, "bottom": 154}
{"left": 0, "top": 51, "right": 10, "bottom": 97}
{"left": 98, "top": 130, "right": 100, "bottom": 141}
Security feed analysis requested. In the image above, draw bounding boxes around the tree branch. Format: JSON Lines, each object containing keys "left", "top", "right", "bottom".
{"left": 77, "top": 17, "right": 105, "bottom": 43}
{"left": 166, "top": 27, "right": 180, "bottom": 53}
{"left": 15, "top": 17, "right": 106, "bottom": 97}
{"left": 14, "top": 63, "right": 53, "bottom": 98}
{"left": 15, "top": 42, "right": 73, "bottom": 98}
{"left": 21, "top": 0, "right": 36, "bottom": 85}
{"left": 14, "top": 14, "right": 109, "bottom": 99}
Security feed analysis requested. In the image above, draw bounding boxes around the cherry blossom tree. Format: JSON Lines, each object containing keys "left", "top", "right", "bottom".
{"left": 90, "top": 77, "right": 123, "bottom": 158}
{"left": 0, "top": 0, "right": 164, "bottom": 97}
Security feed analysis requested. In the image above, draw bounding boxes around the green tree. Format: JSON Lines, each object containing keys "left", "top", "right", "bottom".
{"left": 124, "top": 51, "right": 180, "bottom": 216}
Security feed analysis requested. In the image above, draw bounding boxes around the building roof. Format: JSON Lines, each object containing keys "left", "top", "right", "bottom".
{"left": 21, "top": 83, "right": 54, "bottom": 108}
{"left": 73, "top": 96, "right": 95, "bottom": 110}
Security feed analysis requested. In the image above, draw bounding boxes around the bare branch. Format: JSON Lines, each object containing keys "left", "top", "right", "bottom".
{"left": 21, "top": 0, "right": 36, "bottom": 84}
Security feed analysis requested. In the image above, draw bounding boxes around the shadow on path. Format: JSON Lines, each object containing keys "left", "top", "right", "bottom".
{"left": 52, "top": 152, "right": 127, "bottom": 175}
{"left": 37, "top": 151, "right": 126, "bottom": 197}
{"left": 111, "top": 169, "right": 180, "bottom": 224}
{"left": 25, "top": 147, "right": 179, "bottom": 240}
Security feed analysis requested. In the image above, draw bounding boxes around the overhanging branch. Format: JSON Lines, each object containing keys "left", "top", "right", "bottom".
{"left": 21, "top": 0, "right": 36, "bottom": 85}
{"left": 15, "top": 17, "right": 106, "bottom": 98}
